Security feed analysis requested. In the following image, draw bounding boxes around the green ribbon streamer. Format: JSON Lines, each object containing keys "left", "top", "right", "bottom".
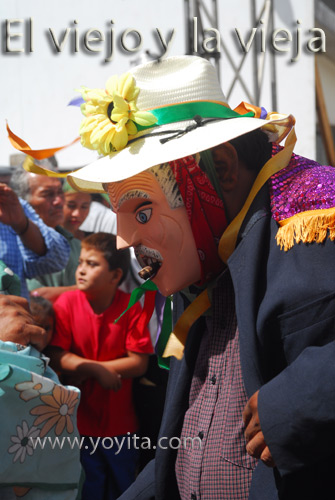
{"left": 114, "top": 279, "right": 173, "bottom": 370}
{"left": 114, "top": 279, "right": 158, "bottom": 324}
{"left": 156, "top": 295, "right": 173, "bottom": 370}
{"left": 136, "top": 101, "right": 254, "bottom": 131}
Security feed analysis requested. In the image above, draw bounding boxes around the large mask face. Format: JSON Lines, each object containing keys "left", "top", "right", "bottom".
{"left": 107, "top": 170, "right": 201, "bottom": 297}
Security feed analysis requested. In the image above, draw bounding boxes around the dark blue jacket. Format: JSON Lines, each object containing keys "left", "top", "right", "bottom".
{"left": 120, "top": 182, "right": 335, "bottom": 500}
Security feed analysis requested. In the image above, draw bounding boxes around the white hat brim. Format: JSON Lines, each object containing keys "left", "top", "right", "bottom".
{"left": 68, "top": 115, "right": 291, "bottom": 193}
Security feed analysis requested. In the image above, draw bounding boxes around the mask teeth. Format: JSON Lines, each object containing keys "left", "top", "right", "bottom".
{"left": 138, "top": 261, "right": 161, "bottom": 280}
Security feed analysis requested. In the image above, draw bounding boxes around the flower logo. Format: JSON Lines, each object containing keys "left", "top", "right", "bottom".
{"left": 15, "top": 374, "right": 55, "bottom": 401}
{"left": 30, "top": 385, "right": 79, "bottom": 437}
{"left": 8, "top": 420, "right": 40, "bottom": 464}
{"left": 78, "top": 72, "right": 157, "bottom": 155}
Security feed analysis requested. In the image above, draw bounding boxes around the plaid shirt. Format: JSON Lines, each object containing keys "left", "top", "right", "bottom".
{"left": 0, "top": 200, "right": 70, "bottom": 299}
{"left": 175, "top": 271, "right": 258, "bottom": 500}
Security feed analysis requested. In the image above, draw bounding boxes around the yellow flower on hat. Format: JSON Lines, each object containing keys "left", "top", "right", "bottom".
{"left": 78, "top": 73, "right": 157, "bottom": 155}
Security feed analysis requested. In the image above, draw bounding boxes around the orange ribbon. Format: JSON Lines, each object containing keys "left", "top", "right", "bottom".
{"left": 6, "top": 123, "right": 80, "bottom": 161}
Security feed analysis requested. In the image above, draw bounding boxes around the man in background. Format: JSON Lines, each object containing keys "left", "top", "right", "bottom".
{"left": 0, "top": 181, "right": 70, "bottom": 299}
{"left": 10, "top": 169, "right": 81, "bottom": 301}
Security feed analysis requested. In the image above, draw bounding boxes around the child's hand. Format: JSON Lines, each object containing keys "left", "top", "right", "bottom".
{"left": 65, "top": 373, "right": 90, "bottom": 387}
{"left": 95, "top": 364, "right": 122, "bottom": 391}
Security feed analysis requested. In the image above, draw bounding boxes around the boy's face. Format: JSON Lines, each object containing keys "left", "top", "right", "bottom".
{"left": 76, "top": 247, "right": 118, "bottom": 295}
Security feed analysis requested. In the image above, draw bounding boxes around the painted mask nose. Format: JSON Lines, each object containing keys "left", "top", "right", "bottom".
{"left": 116, "top": 234, "right": 130, "bottom": 250}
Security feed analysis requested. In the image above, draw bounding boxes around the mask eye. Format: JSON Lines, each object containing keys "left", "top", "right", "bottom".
{"left": 136, "top": 208, "right": 152, "bottom": 224}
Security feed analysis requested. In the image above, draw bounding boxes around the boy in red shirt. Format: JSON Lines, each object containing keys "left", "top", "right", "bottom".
{"left": 47, "top": 233, "right": 152, "bottom": 500}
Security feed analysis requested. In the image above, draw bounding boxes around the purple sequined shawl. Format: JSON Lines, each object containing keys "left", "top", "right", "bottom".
{"left": 269, "top": 145, "right": 335, "bottom": 250}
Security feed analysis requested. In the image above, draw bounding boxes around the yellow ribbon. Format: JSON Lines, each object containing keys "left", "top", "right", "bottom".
{"left": 7, "top": 123, "right": 81, "bottom": 179}
{"left": 163, "top": 127, "right": 297, "bottom": 361}
{"left": 219, "top": 127, "right": 297, "bottom": 263}
{"left": 22, "top": 156, "right": 74, "bottom": 178}
{"left": 162, "top": 288, "right": 211, "bottom": 360}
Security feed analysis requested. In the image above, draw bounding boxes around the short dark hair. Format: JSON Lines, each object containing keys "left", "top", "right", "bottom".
{"left": 30, "top": 295, "right": 55, "bottom": 320}
{"left": 229, "top": 129, "right": 272, "bottom": 172}
{"left": 81, "top": 232, "right": 130, "bottom": 285}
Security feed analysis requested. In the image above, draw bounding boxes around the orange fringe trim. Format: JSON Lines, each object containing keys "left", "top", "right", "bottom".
{"left": 276, "top": 207, "right": 335, "bottom": 251}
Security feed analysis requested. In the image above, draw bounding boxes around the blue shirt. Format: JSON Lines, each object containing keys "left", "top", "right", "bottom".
{"left": 0, "top": 200, "right": 70, "bottom": 299}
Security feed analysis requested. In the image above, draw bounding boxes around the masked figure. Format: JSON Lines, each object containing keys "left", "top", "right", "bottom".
{"left": 14, "top": 55, "right": 335, "bottom": 500}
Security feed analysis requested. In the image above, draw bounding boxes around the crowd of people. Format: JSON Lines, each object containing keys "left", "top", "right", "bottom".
{"left": 0, "top": 166, "right": 166, "bottom": 500}
{"left": 1, "top": 54, "right": 335, "bottom": 500}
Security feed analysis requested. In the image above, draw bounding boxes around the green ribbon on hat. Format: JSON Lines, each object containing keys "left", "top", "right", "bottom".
{"left": 136, "top": 101, "right": 255, "bottom": 131}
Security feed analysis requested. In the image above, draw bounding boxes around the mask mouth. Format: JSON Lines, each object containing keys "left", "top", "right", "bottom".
{"left": 135, "top": 245, "right": 163, "bottom": 280}
{"left": 138, "top": 261, "right": 162, "bottom": 280}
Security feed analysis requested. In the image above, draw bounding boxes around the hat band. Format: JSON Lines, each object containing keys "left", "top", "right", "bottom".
{"left": 136, "top": 101, "right": 255, "bottom": 131}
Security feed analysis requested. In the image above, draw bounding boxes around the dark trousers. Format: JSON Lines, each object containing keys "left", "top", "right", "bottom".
{"left": 80, "top": 434, "right": 139, "bottom": 500}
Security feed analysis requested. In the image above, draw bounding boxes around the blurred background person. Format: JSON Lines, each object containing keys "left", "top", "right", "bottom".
{"left": 0, "top": 182, "right": 70, "bottom": 300}
{"left": 10, "top": 168, "right": 81, "bottom": 302}
{"left": 80, "top": 192, "right": 116, "bottom": 235}
{"left": 62, "top": 181, "right": 92, "bottom": 240}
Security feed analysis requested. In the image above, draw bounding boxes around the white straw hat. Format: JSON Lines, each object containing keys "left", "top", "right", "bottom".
{"left": 68, "top": 55, "right": 294, "bottom": 192}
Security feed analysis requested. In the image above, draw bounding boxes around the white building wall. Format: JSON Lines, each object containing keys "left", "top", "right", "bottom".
{"left": 214, "top": 0, "right": 316, "bottom": 159}
{"left": 0, "top": 0, "right": 318, "bottom": 168}
{"left": 317, "top": 56, "right": 335, "bottom": 126}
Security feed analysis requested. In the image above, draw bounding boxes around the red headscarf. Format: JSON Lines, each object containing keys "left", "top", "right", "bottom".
{"left": 169, "top": 155, "right": 227, "bottom": 285}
